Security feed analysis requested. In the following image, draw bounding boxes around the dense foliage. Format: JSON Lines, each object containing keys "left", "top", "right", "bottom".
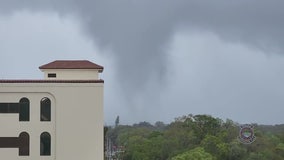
{"left": 105, "top": 114, "right": 284, "bottom": 160}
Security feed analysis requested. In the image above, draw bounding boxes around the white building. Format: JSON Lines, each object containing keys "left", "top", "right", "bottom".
{"left": 0, "top": 60, "right": 104, "bottom": 160}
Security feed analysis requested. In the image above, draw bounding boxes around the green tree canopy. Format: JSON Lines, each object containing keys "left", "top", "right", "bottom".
{"left": 171, "top": 147, "right": 215, "bottom": 160}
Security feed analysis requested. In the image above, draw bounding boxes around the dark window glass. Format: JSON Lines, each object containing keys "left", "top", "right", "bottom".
{"left": 41, "top": 98, "right": 51, "bottom": 121}
{"left": 40, "top": 132, "right": 51, "bottom": 156}
{"left": 0, "top": 103, "right": 18, "bottom": 113}
{"left": 19, "top": 98, "right": 30, "bottom": 121}
{"left": 19, "top": 132, "right": 30, "bottom": 156}
{"left": 0, "top": 132, "right": 29, "bottom": 156}
{"left": 48, "top": 73, "right": 56, "bottom": 78}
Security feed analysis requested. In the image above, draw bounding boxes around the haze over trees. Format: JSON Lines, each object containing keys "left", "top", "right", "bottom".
{"left": 105, "top": 114, "right": 284, "bottom": 160}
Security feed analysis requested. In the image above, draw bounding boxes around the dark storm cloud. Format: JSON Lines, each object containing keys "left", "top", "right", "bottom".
{"left": 1, "top": 0, "right": 284, "bottom": 123}
{"left": 1, "top": 0, "right": 284, "bottom": 91}
{"left": 60, "top": 0, "right": 284, "bottom": 94}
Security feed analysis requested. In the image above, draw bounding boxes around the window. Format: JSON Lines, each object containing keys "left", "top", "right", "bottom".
{"left": 0, "top": 132, "right": 29, "bottom": 156}
{"left": 0, "top": 98, "right": 29, "bottom": 121}
{"left": 0, "top": 103, "right": 18, "bottom": 113}
{"left": 40, "top": 132, "right": 51, "bottom": 156}
{"left": 41, "top": 97, "right": 51, "bottom": 121}
{"left": 19, "top": 132, "right": 30, "bottom": 156}
{"left": 19, "top": 98, "right": 30, "bottom": 121}
{"left": 48, "top": 73, "right": 56, "bottom": 78}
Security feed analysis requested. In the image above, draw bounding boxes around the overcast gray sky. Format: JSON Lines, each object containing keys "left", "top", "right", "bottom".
{"left": 0, "top": 0, "right": 284, "bottom": 125}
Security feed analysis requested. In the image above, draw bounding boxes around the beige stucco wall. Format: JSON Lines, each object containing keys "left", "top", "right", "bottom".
{"left": 0, "top": 82, "right": 104, "bottom": 160}
{"left": 41, "top": 69, "right": 100, "bottom": 80}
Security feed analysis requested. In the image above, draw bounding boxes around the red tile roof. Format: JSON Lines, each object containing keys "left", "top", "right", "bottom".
{"left": 0, "top": 79, "right": 104, "bottom": 83}
{"left": 39, "top": 60, "right": 104, "bottom": 72}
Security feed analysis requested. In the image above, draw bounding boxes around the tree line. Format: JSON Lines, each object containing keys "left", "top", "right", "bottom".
{"left": 105, "top": 114, "right": 284, "bottom": 160}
